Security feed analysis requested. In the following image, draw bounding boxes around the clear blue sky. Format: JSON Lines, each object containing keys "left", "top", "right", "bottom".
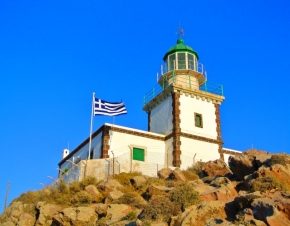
{"left": 1, "top": 0, "right": 290, "bottom": 209}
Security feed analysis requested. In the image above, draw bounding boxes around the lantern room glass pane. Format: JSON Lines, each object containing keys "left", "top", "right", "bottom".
{"left": 168, "top": 54, "right": 176, "bottom": 71}
{"left": 178, "top": 53, "right": 186, "bottom": 69}
{"left": 188, "top": 54, "right": 194, "bottom": 70}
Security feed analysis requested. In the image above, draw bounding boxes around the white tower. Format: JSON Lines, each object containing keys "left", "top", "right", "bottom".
{"left": 143, "top": 38, "right": 225, "bottom": 168}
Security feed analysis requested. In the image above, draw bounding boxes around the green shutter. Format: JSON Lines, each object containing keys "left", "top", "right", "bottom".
{"left": 133, "top": 148, "right": 145, "bottom": 161}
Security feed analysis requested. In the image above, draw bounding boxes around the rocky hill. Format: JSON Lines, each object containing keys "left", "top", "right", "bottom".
{"left": 1, "top": 150, "right": 290, "bottom": 226}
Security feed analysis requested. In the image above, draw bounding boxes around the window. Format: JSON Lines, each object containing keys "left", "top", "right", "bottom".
{"left": 89, "top": 149, "right": 94, "bottom": 159}
{"left": 168, "top": 54, "right": 176, "bottom": 71}
{"left": 133, "top": 147, "right": 145, "bottom": 161}
{"left": 188, "top": 54, "right": 194, "bottom": 70}
{"left": 195, "top": 113, "right": 203, "bottom": 128}
{"left": 177, "top": 53, "right": 186, "bottom": 69}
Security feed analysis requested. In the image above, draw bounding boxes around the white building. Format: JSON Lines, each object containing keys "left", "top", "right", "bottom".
{"left": 58, "top": 38, "right": 241, "bottom": 182}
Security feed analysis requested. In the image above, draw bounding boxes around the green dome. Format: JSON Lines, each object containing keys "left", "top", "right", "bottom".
{"left": 163, "top": 38, "right": 199, "bottom": 61}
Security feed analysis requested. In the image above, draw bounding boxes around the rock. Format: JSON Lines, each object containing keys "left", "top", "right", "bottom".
{"left": 143, "top": 185, "right": 174, "bottom": 200}
{"left": 158, "top": 168, "right": 172, "bottom": 180}
{"left": 200, "top": 179, "right": 238, "bottom": 202}
{"left": 234, "top": 191, "right": 263, "bottom": 210}
{"left": 130, "top": 176, "right": 147, "bottom": 189}
{"left": 105, "top": 204, "right": 132, "bottom": 224}
{"left": 95, "top": 203, "right": 108, "bottom": 218}
{"left": 171, "top": 168, "right": 186, "bottom": 181}
{"left": 17, "top": 213, "right": 35, "bottom": 226}
{"left": 251, "top": 199, "right": 290, "bottom": 226}
{"left": 177, "top": 201, "right": 228, "bottom": 225}
{"left": 97, "top": 179, "right": 124, "bottom": 192}
{"left": 1, "top": 201, "right": 24, "bottom": 224}
{"left": 229, "top": 154, "right": 258, "bottom": 181}
{"left": 53, "top": 206, "right": 98, "bottom": 225}
{"left": 35, "top": 203, "right": 62, "bottom": 226}
{"left": 202, "top": 159, "right": 233, "bottom": 178}
{"left": 85, "top": 184, "right": 102, "bottom": 201}
{"left": 205, "top": 218, "right": 234, "bottom": 225}
{"left": 210, "top": 177, "right": 231, "bottom": 187}
{"left": 105, "top": 189, "right": 124, "bottom": 203}
{"left": 1, "top": 221, "right": 15, "bottom": 226}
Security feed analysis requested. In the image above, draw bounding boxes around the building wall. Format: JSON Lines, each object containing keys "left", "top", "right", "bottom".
{"left": 179, "top": 94, "right": 217, "bottom": 139}
{"left": 150, "top": 96, "right": 173, "bottom": 135}
{"left": 60, "top": 132, "right": 103, "bottom": 171}
{"left": 108, "top": 130, "right": 166, "bottom": 166}
{"left": 180, "top": 136, "right": 220, "bottom": 169}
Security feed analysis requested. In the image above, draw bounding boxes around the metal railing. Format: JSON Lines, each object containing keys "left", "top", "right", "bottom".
{"left": 143, "top": 77, "right": 224, "bottom": 106}
{"left": 162, "top": 61, "right": 207, "bottom": 79}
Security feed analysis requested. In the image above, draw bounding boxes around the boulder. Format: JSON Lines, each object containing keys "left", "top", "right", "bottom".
{"left": 17, "top": 213, "right": 35, "bottom": 226}
{"left": 177, "top": 201, "right": 228, "bottom": 225}
{"left": 200, "top": 178, "right": 238, "bottom": 202}
{"left": 1, "top": 201, "right": 24, "bottom": 224}
{"left": 95, "top": 203, "right": 108, "bottom": 218}
{"left": 234, "top": 191, "right": 263, "bottom": 210}
{"left": 105, "top": 204, "right": 133, "bottom": 224}
{"left": 158, "top": 168, "right": 172, "bottom": 180}
{"left": 130, "top": 176, "right": 147, "bottom": 189}
{"left": 251, "top": 199, "right": 290, "bottom": 226}
{"left": 171, "top": 168, "right": 186, "bottom": 181}
{"left": 229, "top": 154, "right": 258, "bottom": 181}
{"left": 105, "top": 189, "right": 124, "bottom": 203}
{"left": 97, "top": 179, "right": 124, "bottom": 192}
{"left": 85, "top": 184, "right": 102, "bottom": 201}
{"left": 35, "top": 202, "right": 62, "bottom": 226}
{"left": 205, "top": 218, "right": 234, "bottom": 225}
{"left": 200, "top": 184, "right": 238, "bottom": 202}
{"left": 53, "top": 206, "right": 98, "bottom": 225}
{"left": 143, "top": 185, "right": 173, "bottom": 200}
{"left": 202, "top": 159, "right": 233, "bottom": 178}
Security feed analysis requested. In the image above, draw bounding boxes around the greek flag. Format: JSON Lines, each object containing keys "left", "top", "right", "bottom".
{"left": 94, "top": 98, "right": 127, "bottom": 116}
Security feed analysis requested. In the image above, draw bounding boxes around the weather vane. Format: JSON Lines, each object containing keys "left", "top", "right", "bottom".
{"left": 176, "top": 21, "right": 184, "bottom": 38}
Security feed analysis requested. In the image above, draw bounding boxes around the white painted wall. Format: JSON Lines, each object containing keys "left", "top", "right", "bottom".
{"left": 150, "top": 96, "right": 173, "bottom": 135}
{"left": 108, "top": 129, "right": 166, "bottom": 166}
{"left": 60, "top": 132, "right": 103, "bottom": 170}
{"left": 180, "top": 137, "right": 220, "bottom": 169}
{"left": 179, "top": 94, "right": 217, "bottom": 139}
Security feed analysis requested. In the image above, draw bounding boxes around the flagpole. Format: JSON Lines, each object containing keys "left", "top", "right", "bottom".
{"left": 85, "top": 92, "right": 95, "bottom": 178}
{"left": 88, "top": 92, "right": 95, "bottom": 160}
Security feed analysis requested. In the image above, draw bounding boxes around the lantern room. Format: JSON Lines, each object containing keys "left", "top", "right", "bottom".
{"left": 159, "top": 38, "right": 206, "bottom": 90}
{"left": 163, "top": 38, "right": 199, "bottom": 71}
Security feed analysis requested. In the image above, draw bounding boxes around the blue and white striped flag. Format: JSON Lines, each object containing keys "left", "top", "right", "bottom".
{"left": 94, "top": 98, "right": 127, "bottom": 116}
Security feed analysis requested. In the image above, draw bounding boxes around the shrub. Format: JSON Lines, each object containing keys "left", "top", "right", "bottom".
{"left": 113, "top": 192, "right": 145, "bottom": 208}
{"left": 114, "top": 172, "right": 142, "bottom": 186}
{"left": 249, "top": 175, "right": 290, "bottom": 192}
{"left": 71, "top": 191, "right": 93, "bottom": 204}
{"left": 187, "top": 162, "right": 204, "bottom": 176}
{"left": 14, "top": 191, "right": 38, "bottom": 204}
{"left": 80, "top": 176, "right": 98, "bottom": 188}
{"left": 69, "top": 181, "right": 82, "bottom": 193}
{"left": 140, "top": 195, "right": 180, "bottom": 222}
{"left": 170, "top": 184, "right": 199, "bottom": 209}
{"left": 121, "top": 211, "right": 138, "bottom": 221}
{"left": 182, "top": 170, "right": 199, "bottom": 181}
{"left": 271, "top": 154, "right": 290, "bottom": 166}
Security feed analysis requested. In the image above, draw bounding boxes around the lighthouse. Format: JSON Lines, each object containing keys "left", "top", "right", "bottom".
{"left": 143, "top": 38, "right": 225, "bottom": 168}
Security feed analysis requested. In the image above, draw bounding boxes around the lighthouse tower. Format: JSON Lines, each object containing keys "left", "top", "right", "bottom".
{"left": 143, "top": 38, "right": 225, "bottom": 168}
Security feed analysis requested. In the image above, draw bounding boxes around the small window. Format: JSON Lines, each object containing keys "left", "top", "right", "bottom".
{"left": 89, "top": 149, "right": 94, "bottom": 159}
{"left": 133, "top": 147, "right": 145, "bottom": 161}
{"left": 195, "top": 113, "right": 203, "bottom": 128}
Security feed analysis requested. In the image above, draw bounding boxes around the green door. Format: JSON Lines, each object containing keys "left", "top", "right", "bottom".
{"left": 133, "top": 148, "right": 145, "bottom": 161}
